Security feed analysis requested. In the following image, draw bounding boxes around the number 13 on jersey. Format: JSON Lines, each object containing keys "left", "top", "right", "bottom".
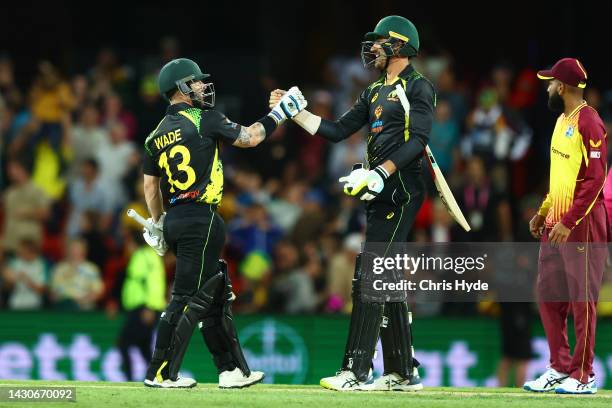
{"left": 158, "top": 145, "right": 196, "bottom": 193}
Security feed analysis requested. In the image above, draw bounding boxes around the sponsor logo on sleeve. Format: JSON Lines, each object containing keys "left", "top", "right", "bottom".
{"left": 590, "top": 139, "right": 602, "bottom": 148}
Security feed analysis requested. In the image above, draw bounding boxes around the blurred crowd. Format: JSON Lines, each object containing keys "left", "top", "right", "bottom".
{"left": 2, "top": 40, "right": 612, "bottom": 318}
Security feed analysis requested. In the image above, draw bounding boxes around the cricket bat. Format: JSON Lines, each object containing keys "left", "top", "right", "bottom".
{"left": 395, "top": 84, "right": 471, "bottom": 232}
{"left": 127, "top": 208, "right": 156, "bottom": 232}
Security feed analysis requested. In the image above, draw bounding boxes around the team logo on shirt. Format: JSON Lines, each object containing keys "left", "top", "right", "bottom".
{"left": 565, "top": 126, "right": 574, "bottom": 137}
{"left": 371, "top": 105, "right": 384, "bottom": 133}
{"left": 387, "top": 89, "right": 399, "bottom": 102}
{"left": 375, "top": 105, "right": 383, "bottom": 119}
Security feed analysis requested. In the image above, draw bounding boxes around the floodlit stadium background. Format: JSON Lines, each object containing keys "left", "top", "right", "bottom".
{"left": 1, "top": 0, "right": 612, "bottom": 387}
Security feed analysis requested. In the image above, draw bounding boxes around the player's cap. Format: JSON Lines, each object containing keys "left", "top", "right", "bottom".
{"left": 537, "top": 58, "right": 588, "bottom": 88}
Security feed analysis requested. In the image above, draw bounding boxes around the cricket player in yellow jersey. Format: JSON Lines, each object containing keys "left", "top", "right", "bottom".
{"left": 524, "top": 58, "right": 608, "bottom": 394}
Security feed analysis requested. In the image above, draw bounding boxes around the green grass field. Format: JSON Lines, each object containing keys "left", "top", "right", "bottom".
{"left": 0, "top": 381, "right": 610, "bottom": 408}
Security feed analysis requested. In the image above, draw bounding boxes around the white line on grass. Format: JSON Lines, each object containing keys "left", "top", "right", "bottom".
{"left": 0, "top": 384, "right": 609, "bottom": 398}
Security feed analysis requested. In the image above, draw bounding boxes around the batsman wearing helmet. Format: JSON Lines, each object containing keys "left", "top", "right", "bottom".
{"left": 270, "top": 15, "right": 434, "bottom": 391}
{"left": 142, "top": 58, "right": 306, "bottom": 388}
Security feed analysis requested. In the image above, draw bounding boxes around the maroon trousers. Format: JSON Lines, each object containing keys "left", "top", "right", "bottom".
{"left": 537, "top": 201, "right": 607, "bottom": 383}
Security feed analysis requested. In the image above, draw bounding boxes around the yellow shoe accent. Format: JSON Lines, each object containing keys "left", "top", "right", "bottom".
{"left": 155, "top": 360, "right": 168, "bottom": 382}
{"left": 386, "top": 212, "right": 395, "bottom": 219}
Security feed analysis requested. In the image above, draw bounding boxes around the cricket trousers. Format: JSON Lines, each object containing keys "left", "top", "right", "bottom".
{"left": 146, "top": 203, "right": 226, "bottom": 380}
{"left": 537, "top": 200, "right": 608, "bottom": 383}
{"left": 164, "top": 203, "right": 226, "bottom": 295}
{"left": 365, "top": 171, "right": 425, "bottom": 243}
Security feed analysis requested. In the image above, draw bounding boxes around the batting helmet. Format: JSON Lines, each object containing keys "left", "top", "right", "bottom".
{"left": 158, "top": 58, "right": 211, "bottom": 103}
{"left": 364, "top": 15, "right": 419, "bottom": 58}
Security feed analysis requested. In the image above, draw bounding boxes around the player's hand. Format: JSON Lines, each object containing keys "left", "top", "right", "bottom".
{"left": 339, "top": 163, "right": 368, "bottom": 194}
{"left": 343, "top": 165, "right": 389, "bottom": 201}
{"left": 548, "top": 222, "right": 571, "bottom": 247}
{"left": 143, "top": 215, "right": 168, "bottom": 256}
{"left": 269, "top": 86, "right": 307, "bottom": 124}
{"left": 529, "top": 214, "right": 545, "bottom": 239}
{"left": 154, "top": 213, "right": 166, "bottom": 229}
{"left": 269, "top": 89, "right": 286, "bottom": 109}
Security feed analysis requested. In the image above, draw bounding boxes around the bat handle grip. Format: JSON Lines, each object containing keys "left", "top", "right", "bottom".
{"left": 127, "top": 209, "right": 155, "bottom": 231}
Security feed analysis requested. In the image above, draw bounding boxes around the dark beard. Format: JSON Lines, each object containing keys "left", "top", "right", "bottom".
{"left": 548, "top": 93, "right": 565, "bottom": 112}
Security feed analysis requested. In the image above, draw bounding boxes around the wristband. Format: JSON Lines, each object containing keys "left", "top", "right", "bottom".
{"left": 374, "top": 165, "right": 390, "bottom": 180}
{"left": 258, "top": 115, "right": 278, "bottom": 137}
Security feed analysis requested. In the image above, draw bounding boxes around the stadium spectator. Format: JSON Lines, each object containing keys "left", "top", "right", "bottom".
{"left": 0, "top": 54, "right": 23, "bottom": 114}
{"left": 2, "top": 239, "right": 47, "bottom": 310}
{"left": 325, "top": 233, "right": 362, "bottom": 313}
{"left": 49, "top": 238, "right": 103, "bottom": 310}
{"left": 290, "top": 189, "right": 327, "bottom": 248}
{"left": 18, "top": 61, "right": 74, "bottom": 153}
{"left": 135, "top": 75, "right": 166, "bottom": 144}
{"left": 102, "top": 93, "right": 137, "bottom": 141}
{"left": 79, "top": 210, "right": 111, "bottom": 272}
{"left": 228, "top": 197, "right": 283, "bottom": 259}
{"left": 69, "top": 103, "right": 109, "bottom": 180}
{"left": 268, "top": 240, "right": 317, "bottom": 314}
{"left": 435, "top": 66, "right": 468, "bottom": 126}
{"left": 70, "top": 74, "right": 90, "bottom": 120}
{"left": 95, "top": 121, "right": 138, "bottom": 210}
{"left": 1, "top": 157, "right": 50, "bottom": 254}
{"left": 89, "top": 48, "right": 134, "bottom": 103}
{"left": 491, "top": 64, "right": 514, "bottom": 105}
{"left": 453, "top": 155, "right": 512, "bottom": 241}
{"left": 265, "top": 182, "right": 306, "bottom": 232}
{"left": 66, "top": 158, "right": 112, "bottom": 237}
{"left": 429, "top": 99, "right": 460, "bottom": 174}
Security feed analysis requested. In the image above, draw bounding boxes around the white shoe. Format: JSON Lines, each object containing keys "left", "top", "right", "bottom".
{"left": 144, "top": 376, "right": 197, "bottom": 388}
{"left": 320, "top": 370, "right": 370, "bottom": 391}
{"left": 219, "top": 367, "right": 265, "bottom": 389}
{"left": 555, "top": 376, "right": 597, "bottom": 394}
{"left": 361, "top": 368, "right": 423, "bottom": 391}
{"left": 523, "top": 367, "right": 568, "bottom": 392}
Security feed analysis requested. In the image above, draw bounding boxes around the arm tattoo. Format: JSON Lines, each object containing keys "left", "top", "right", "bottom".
{"left": 233, "top": 123, "right": 266, "bottom": 148}
{"left": 251, "top": 122, "right": 266, "bottom": 142}
{"left": 234, "top": 126, "right": 252, "bottom": 147}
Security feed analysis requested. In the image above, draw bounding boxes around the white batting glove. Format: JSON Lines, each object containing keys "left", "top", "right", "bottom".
{"left": 339, "top": 163, "right": 368, "bottom": 194}
{"left": 343, "top": 165, "right": 389, "bottom": 201}
{"left": 143, "top": 214, "right": 168, "bottom": 256}
{"left": 268, "top": 86, "right": 308, "bottom": 124}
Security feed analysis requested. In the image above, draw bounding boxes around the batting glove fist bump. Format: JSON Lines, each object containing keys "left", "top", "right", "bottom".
{"left": 340, "top": 164, "right": 389, "bottom": 201}
{"left": 269, "top": 86, "right": 307, "bottom": 124}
